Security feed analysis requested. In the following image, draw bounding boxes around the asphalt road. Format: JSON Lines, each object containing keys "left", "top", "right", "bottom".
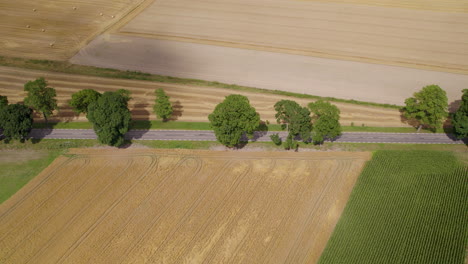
{"left": 24, "top": 129, "right": 466, "bottom": 144}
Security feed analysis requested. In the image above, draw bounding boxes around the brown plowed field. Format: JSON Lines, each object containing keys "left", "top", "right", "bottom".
{"left": 118, "top": 0, "right": 468, "bottom": 74}
{"left": 0, "top": 66, "right": 406, "bottom": 127}
{"left": 0, "top": 149, "right": 371, "bottom": 264}
{"left": 0, "top": 0, "right": 146, "bottom": 60}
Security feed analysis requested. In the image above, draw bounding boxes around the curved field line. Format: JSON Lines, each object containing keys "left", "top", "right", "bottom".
{"left": 21, "top": 158, "right": 135, "bottom": 264}
{"left": 116, "top": 157, "right": 206, "bottom": 263}
{"left": 283, "top": 158, "right": 351, "bottom": 263}
{"left": 146, "top": 159, "right": 253, "bottom": 263}
{"left": 170, "top": 159, "right": 265, "bottom": 263}
{"left": 0, "top": 158, "right": 91, "bottom": 243}
{"left": 225, "top": 161, "right": 303, "bottom": 263}
{"left": 56, "top": 155, "right": 159, "bottom": 263}
{"left": 0, "top": 156, "right": 79, "bottom": 219}
{"left": 94, "top": 156, "right": 202, "bottom": 262}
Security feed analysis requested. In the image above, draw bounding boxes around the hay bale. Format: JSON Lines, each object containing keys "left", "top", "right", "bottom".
{"left": 26, "top": 25, "right": 30, "bottom": 28}
{"left": 49, "top": 43, "right": 54, "bottom": 47}
{"left": 33, "top": 8, "right": 36, "bottom": 12}
{"left": 73, "top": 6, "right": 77, "bottom": 10}
{"left": 111, "top": 15, "right": 115, "bottom": 18}
{"left": 99, "top": 12, "right": 103, "bottom": 16}
{"left": 41, "top": 28, "right": 45, "bottom": 32}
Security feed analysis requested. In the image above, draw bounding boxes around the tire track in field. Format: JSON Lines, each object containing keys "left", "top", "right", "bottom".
{"left": 0, "top": 156, "right": 78, "bottom": 219}
{"left": 55, "top": 155, "right": 158, "bottom": 263}
{"left": 0, "top": 158, "right": 92, "bottom": 250}
{"left": 174, "top": 160, "right": 276, "bottom": 263}
{"left": 203, "top": 160, "right": 293, "bottom": 263}
{"left": 92, "top": 156, "right": 203, "bottom": 263}
{"left": 284, "top": 158, "right": 352, "bottom": 263}
{"left": 118, "top": 158, "right": 226, "bottom": 263}
{"left": 143, "top": 159, "right": 253, "bottom": 263}
{"left": 14, "top": 158, "right": 134, "bottom": 264}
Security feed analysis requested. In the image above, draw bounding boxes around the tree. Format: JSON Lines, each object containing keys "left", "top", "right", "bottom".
{"left": 308, "top": 100, "right": 342, "bottom": 144}
{"left": 0, "top": 104, "right": 33, "bottom": 141}
{"left": 70, "top": 89, "right": 101, "bottom": 114}
{"left": 87, "top": 90, "right": 132, "bottom": 147}
{"left": 402, "top": 85, "right": 448, "bottom": 132}
{"left": 270, "top": 133, "right": 282, "bottom": 146}
{"left": 452, "top": 89, "right": 468, "bottom": 139}
{"left": 0, "top": 95, "right": 8, "bottom": 109}
{"left": 24, "top": 77, "right": 58, "bottom": 123}
{"left": 153, "top": 88, "right": 173, "bottom": 121}
{"left": 209, "top": 94, "right": 260, "bottom": 147}
{"left": 274, "top": 100, "right": 312, "bottom": 146}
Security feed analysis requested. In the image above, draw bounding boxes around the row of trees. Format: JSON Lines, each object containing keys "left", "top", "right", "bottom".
{"left": 401, "top": 85, "right": 467, "bottom": 139}
{"left": 208, "top": 95, "right": 342, "bottom": 149}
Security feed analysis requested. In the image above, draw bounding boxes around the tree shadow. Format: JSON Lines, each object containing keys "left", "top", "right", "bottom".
{"left": 250, "top": 121, "right": 269, "bottom": 142}
{"left": 128, "top": 102, "right": 151, "bottom": 142}
{"left": 399, "top": 108, "right": 420, "bottom": 129}
{"left": 448, "top": 100, "right": 461, "bottom": 113}
{"left": 168, "top": 100, "right": 183, "bottom": 121}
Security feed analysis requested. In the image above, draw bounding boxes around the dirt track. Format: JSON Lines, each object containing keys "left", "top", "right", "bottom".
{"left": 0, "top": 0, "right": 145, "bottom": 60}
{"left": 0, "top": 65, "right": 407, "bottom": 127}
{"left": 0, "top": 149, "right": 370, "bottom": 264}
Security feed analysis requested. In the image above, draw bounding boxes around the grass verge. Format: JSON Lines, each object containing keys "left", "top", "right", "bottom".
{"left": 0, "top": 55, "right": 400, "bottom": 109}
{"left": 319, "top": 150, "right": 468, "bottom": 264}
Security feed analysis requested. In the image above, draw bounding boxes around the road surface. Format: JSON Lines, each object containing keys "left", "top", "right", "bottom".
{"left": 23, "top": 129, "right": 466, "bottom": 144}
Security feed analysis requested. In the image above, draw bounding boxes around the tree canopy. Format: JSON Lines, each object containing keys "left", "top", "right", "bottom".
{"left": 274, "top": 100, "right": 312, "bottom": 146}
{"left": 208, "top": 94, "right": 260, "bottom": 147}
{"left": 87, "top": 90, "right": 132, "bottom": 147}
{"left": 0, "top": 95, "right": 8, "bottom": 109}
{"left": 153, "top": 88, "right": 173, "bottom": 121}
{"left": 452, "top": 89, "right": 468, "bottom": 139}
{"left": 309, "top": 100, "right": 342, "bottom": 144}
{"left": 402, "top": 85, "right": 448, "bottom": 131}
{"left": 69, "top": 89, "right": 102, "bottom": 114}
{"left": 24, "top": 77, "right": 58, "bottom": 123}
{"left": 0, "top": 104, "right": 33, "bottom": 141}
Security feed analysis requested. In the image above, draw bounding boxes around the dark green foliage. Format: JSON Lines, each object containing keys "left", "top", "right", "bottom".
{"left": 319, "top": 150, "right": 467, "bottom": 264}
{"left": 0, "top": 104, "right": 33, "bottom": 141}
{"left": 452, "top": 89, "right": 468, "bottom": 139}
{"left": 87, "top": 90, "right": 131, "bottom": 147}
{"left": 402, "top": 85, "right": 448, "bottom": 131}
{"left": 208, "top": 94, "right": 260, "bottom": 147}
{"left": 309, "top": 100, "right": 342, "bottom": 144}
{"left": 23, "top": 77, "right": 58, "bottom": 123}
{"left": 153, "top": 88, "right": 173, "bottom": 121}
{"left": 0, "top": 95, "right": 8, "bottom": 109}
{"left": 283, "top": 134, "right": 298, "bottom": 150}
{"left": 270, "top": 133, "right": 282, "bottom": 146}
{"left": 274, "top": 100, "right": 312, "bottom": 148}
{"left": 69, "top": 89, "right": 101, "bottom": 114}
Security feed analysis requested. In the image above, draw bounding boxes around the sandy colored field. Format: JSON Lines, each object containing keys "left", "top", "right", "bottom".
{"left": 0, "top": 0, "right": 146, "bottom": 60}
{"left": 0, "top": 149, "right": 370, "bottom": 264}
{"left": 117, "top": 0, "right": 468, "bottom": 74}
{"left": 301, "top": 0, "right": 468, "bottom": 12}
{"left": 0, "top": 65, "right": 408, "bottom": 127}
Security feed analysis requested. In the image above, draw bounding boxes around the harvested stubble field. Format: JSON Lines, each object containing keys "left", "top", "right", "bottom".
{"left": 303, "top": 0, "right": 468, "bottom": 12}
{"left": 0, "top": 65, "right": 406, "bottom": 127}
{"left": 118, "top": 0, "right": 468, "bottom": 74}
{"left": 0, "top": 149, "right": 370, "bottom": 263}
{"left": 0, "top": 0, "right": 144, "bottom": 60}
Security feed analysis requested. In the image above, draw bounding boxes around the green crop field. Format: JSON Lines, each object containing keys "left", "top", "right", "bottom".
{"left": 319, "top": 150, "right": 468, "bottom": 264}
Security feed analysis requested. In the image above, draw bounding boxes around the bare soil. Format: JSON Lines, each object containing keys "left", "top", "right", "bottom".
{"left": 0, "top": 65, "right": 406, "bottom": 127}
{"left": 0, "top": 149, "right": 371, "bottom": 264}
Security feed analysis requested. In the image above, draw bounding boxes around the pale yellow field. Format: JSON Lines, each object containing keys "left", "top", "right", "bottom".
{"left": 118, "top": 0, "right": 468, "bottom": 74}
{"left": 0, "top": 149, "right": 371, "bottom": 264}
{"left": 0, "top": 65, "right": 406, "bottom": 127}
{"left": 302, "top": 0, "right": 468, "bottom": 12}
{"left": 0, "top": 0, "right": 145, "bottom": 60}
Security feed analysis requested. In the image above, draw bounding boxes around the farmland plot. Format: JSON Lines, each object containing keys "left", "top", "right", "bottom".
{"left": 0, "top": 0, "right": 145, "bottom": 60}
{"left": 0, "top": 149, "right": 370, "bottom": 264}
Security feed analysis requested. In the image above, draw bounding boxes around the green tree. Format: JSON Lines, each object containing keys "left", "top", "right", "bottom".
{"left": 270, "top": 133, "right": 282, "bottom": 146}
{"left": 24, "top": 77, "right": 58, "bottom": 123}
{"left": 153, "top": 88, "right": 173, "bottom": 121}
{"left": 0, "top": 95, "right": 8, "bottom": 109}
{"left": 452, "top": 89, "right": 468, "bottom": 139}
{"left": 308, "top": 100, "right": 342, "bottom": 144}
{"left": 209, "top": 94, "right": 260, "bottom": 147}
{"left": 274, "top": 100, "right": 312, "bottom": 147}
{"left": 69, "top": 89, "right": 101, "bottom": 114}
{"left": 87, "top": 90, "right": 132, "bottom": 147}
{"left": 402, "top": 85, "right": 448, "bottom": 132}
{"left": 0, "top": 104, "right": 33, "bottom": 141}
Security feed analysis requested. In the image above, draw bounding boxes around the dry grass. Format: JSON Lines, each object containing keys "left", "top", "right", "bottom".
{"left": 0, "top": 149, "right": 370, "bottom": 263}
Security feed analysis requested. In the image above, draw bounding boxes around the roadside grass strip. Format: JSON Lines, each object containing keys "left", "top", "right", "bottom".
{"left": 319, "top": 150, "right": 468, "bottom": 264}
